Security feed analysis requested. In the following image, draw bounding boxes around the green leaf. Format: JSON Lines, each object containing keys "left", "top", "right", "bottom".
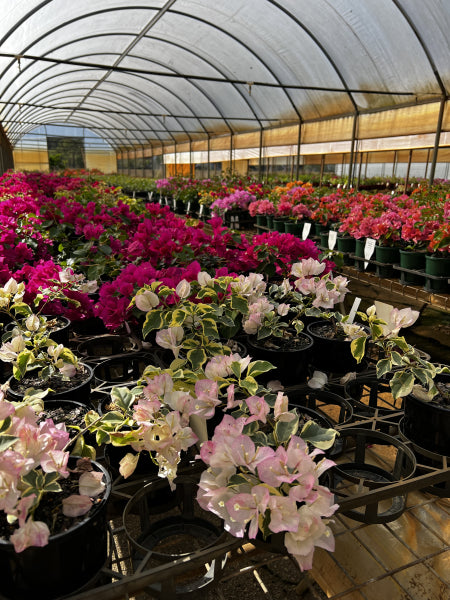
{"left": 300, "top": 420, "right": 338, "bottom": 450}
{"left": 110, "top": 386, "right": 135, "bottom": 412}
{"left": 247, "top": 360, "right": 276, "bottom": 378}
{"left": 230, "top": 361, "right": 242, "bottom": 379}
{"left": 370, "top": 323, "right": 385, "bottom": 340}
{"left": 350, "top": 336, "right": 366, "bottom": 363}
{"left": 390, "top": 336, "right": 410, "bottom": 352}
{"left": 376, "top": 358, "right": 392, "bottom": 379}
{"left": 390, "top": 371, "right": 415, "bottom": 399}
{"left": 170, "top": 309, "right": 188, "bottom": 327}
{"left": 142, "top": 309, "right": 163, "bottom": 339}
{"left": 230, "top": 295, "right": 248, "bottom": 315}
{"left": 99, "top": 244, "right": 112, "bottom": 255}
{"left": 201, "top": 318, "right": 219, "bottom": 339}
{"left": 72, "top": 437, "right": 96, "bottom": 459}
{"left": 0, "top": 434, "right": 18, "bottom": 452}
{"left": 274, "top": 418, "right": 299, "bottom": 443}
{"left": 187, "top": 348, "right": 207, "bottom": 370}
{"left": 390, "top": 351, "right": 404, "bottom": 366}
{"left": 87, "top": 264, "right": 105, "bottom": 281}
{"left": 411, "top": 367, "right": 431, "bottom": 388}
{"left": 227, "top": 473, "right": 252, "bottom": 487}
{"left": 240, "top": 376, "right": 259, "bottom": 396}
{"left": 251, "top": 431, "right": 269, "bottom": 447}
{"left": 15, "top": 350, "right": 34, "bottom": 379}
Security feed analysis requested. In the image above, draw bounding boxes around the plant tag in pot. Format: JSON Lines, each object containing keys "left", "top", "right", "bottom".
{"left": 187, "top": 200, "right": 191, "bottom": 213}
{"left": 347, "top": 297, "right": 361, "bottom": 324}
{"left": 364, "top": 238, "right": 376, "bottom": 269}
{"left": 199, "top": 204, "right": 204, "bottom": 216}
{"left": 328, "top": 230, "right": 337, "bottom": 250}
{"left": 149, "top": 191, "right": 153, "bottom": 201}
{"left": 302, "top": 222, "right": 311, "bottom": 240}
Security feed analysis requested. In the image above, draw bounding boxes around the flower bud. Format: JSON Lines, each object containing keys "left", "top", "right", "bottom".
{"left": 176, "top": 279, "right": 191, "bottom": 299}
{"left": 25, "top": 314, "right": 40, "bottom": 332}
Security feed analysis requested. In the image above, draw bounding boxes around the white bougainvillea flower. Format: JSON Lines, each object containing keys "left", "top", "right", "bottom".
{"left": 175, "top": 279, "right": 191, "bottom": 299}
{"left": 134, "top": 289, "right": 159, "bottom": 312}
{"left": 197, "top": 271, "right": 212, "bottom": 287}
{"left": 155, "top": 326, "right": 184, "bottom": 358}
{"left": 291, "top": 258, "right": 326, "bottom": 279}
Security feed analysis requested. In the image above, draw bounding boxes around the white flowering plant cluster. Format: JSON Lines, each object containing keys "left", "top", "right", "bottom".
{"left": 351, "top": 304, "right": 449, "bottom": 400}
{"left": 0, "top": 278, "right": 79, "bottom": 385}
{"left": 131, "top": 273, "right": 250, "bottom": 370}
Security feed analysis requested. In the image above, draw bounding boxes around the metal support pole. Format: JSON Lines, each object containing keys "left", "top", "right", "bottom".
{"left": 207, "top": 135, "right": 210, "bottom": 179}
{"left": 162, "top": 143, "right": 166, "bottom": 178}
{"left": 404, "top": 149, "right": 413, "bottom": 192}
{"left": 357, "top": 152, "right": 363, "bottom": 191}
{"left": 189, "top": 140, "right": 193, "bottom": 178}
{"left": 174, "top": 141, "right": 177, "bottom": 177}
{"left": 424, "top": 148, "right": 431, "bottom": 180}
{"left": 229, "top": 133, "right": 233, "bottom": 174}
{"left": 428, "top": 96, "right": 446, "bottom": 186}
{"left": 348, "top": 113, "right": 358, "bottom": 187}
{"left": 392, "top": 150, "right": 397, "bottom": 178}
{"left": 319, "top": 154, "right": 325, "bottom": 186}
{"left": 295, "top": 121, "right": 302, "bottom": 180}
{"left": 258, "top": 127, "right": 263, "bottom": 180}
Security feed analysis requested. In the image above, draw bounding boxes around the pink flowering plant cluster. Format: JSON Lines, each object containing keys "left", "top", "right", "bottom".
{"left": 197, "top": 390, "right": 338, "bottom": 571}
{"left": 240, "top": 258, "right": 350, "bottom": 340}
{"left": 210, "top": 189, "right": 256, "bottom": 216}
{"left": 88, "top": 352, "right": 275, "bottom": 487}
{"left": 0, "top": 390, "right": 106, "bottom": 552}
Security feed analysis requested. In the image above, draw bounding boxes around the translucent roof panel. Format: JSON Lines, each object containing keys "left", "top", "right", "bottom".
{"left": 0, "top": 0, "right": 449, "bottom": 149}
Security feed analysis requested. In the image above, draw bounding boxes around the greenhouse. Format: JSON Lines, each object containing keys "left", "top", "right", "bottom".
{"left": 0, "top": 2, "right": 449, "bottom": 599}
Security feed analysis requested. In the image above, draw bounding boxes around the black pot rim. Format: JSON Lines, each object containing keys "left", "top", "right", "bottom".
{"left": 246, "top": 331, "right": 313, "bottom": 354}
{"left": 7, "top": 362, "right": 94, "bottom": 399}
{"left": 0, "top": 457, "right": 111, "bottom": 548}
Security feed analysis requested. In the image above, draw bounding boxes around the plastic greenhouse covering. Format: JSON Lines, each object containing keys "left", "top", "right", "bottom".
{"left": 1, "top": 0, "right": 450, "bottom": 154}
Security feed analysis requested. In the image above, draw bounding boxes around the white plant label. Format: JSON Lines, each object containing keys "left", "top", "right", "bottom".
{"left": 302, "top": 222, "right": 311, "bottom": 240}
{"left": 148, "top": 191, "right": 153, "bottom": 201}
{"left": 364, "top": 237, "right": 376, "bottom": 269}
{"left": 347, "top": 297, "right": 361, "bottom": 324}
{"left": 328, "top": 230, "right": 337, "bottom": 250}
{"left": 173, "top": 198, "right": 177, "bottom": 210}
{"left": 187, "top": 201, "right": 191, "bottom": 213}
{"left": 199, "top": 205, "right": 204, "bottom": 216}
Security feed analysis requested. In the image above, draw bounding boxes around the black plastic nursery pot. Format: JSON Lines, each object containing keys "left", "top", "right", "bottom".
{"left": 123, "top": 472, "right": 228, "bottom": 598}
{"left": 77, "top": 334, "right": 139, "bottom": 361}
{"left": 0, "top": 458, "right": 111, "bottom": 600}
{"left": 6, "top": 362, "right": 94, "bottom": 405}
{"left": 4, "top": 315, "right": 71, "bottom": 347}
{"left": 93, "top": 350, "right": 163, "bottom": 386}
{"left": 245, "top": 332, "right": 313, "bottom": 386}
{"left": 306, "top": 321, "right": 367, "bottom": 375}
{"left": 402, "top": 374, "right": 450, "bottom": 457}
